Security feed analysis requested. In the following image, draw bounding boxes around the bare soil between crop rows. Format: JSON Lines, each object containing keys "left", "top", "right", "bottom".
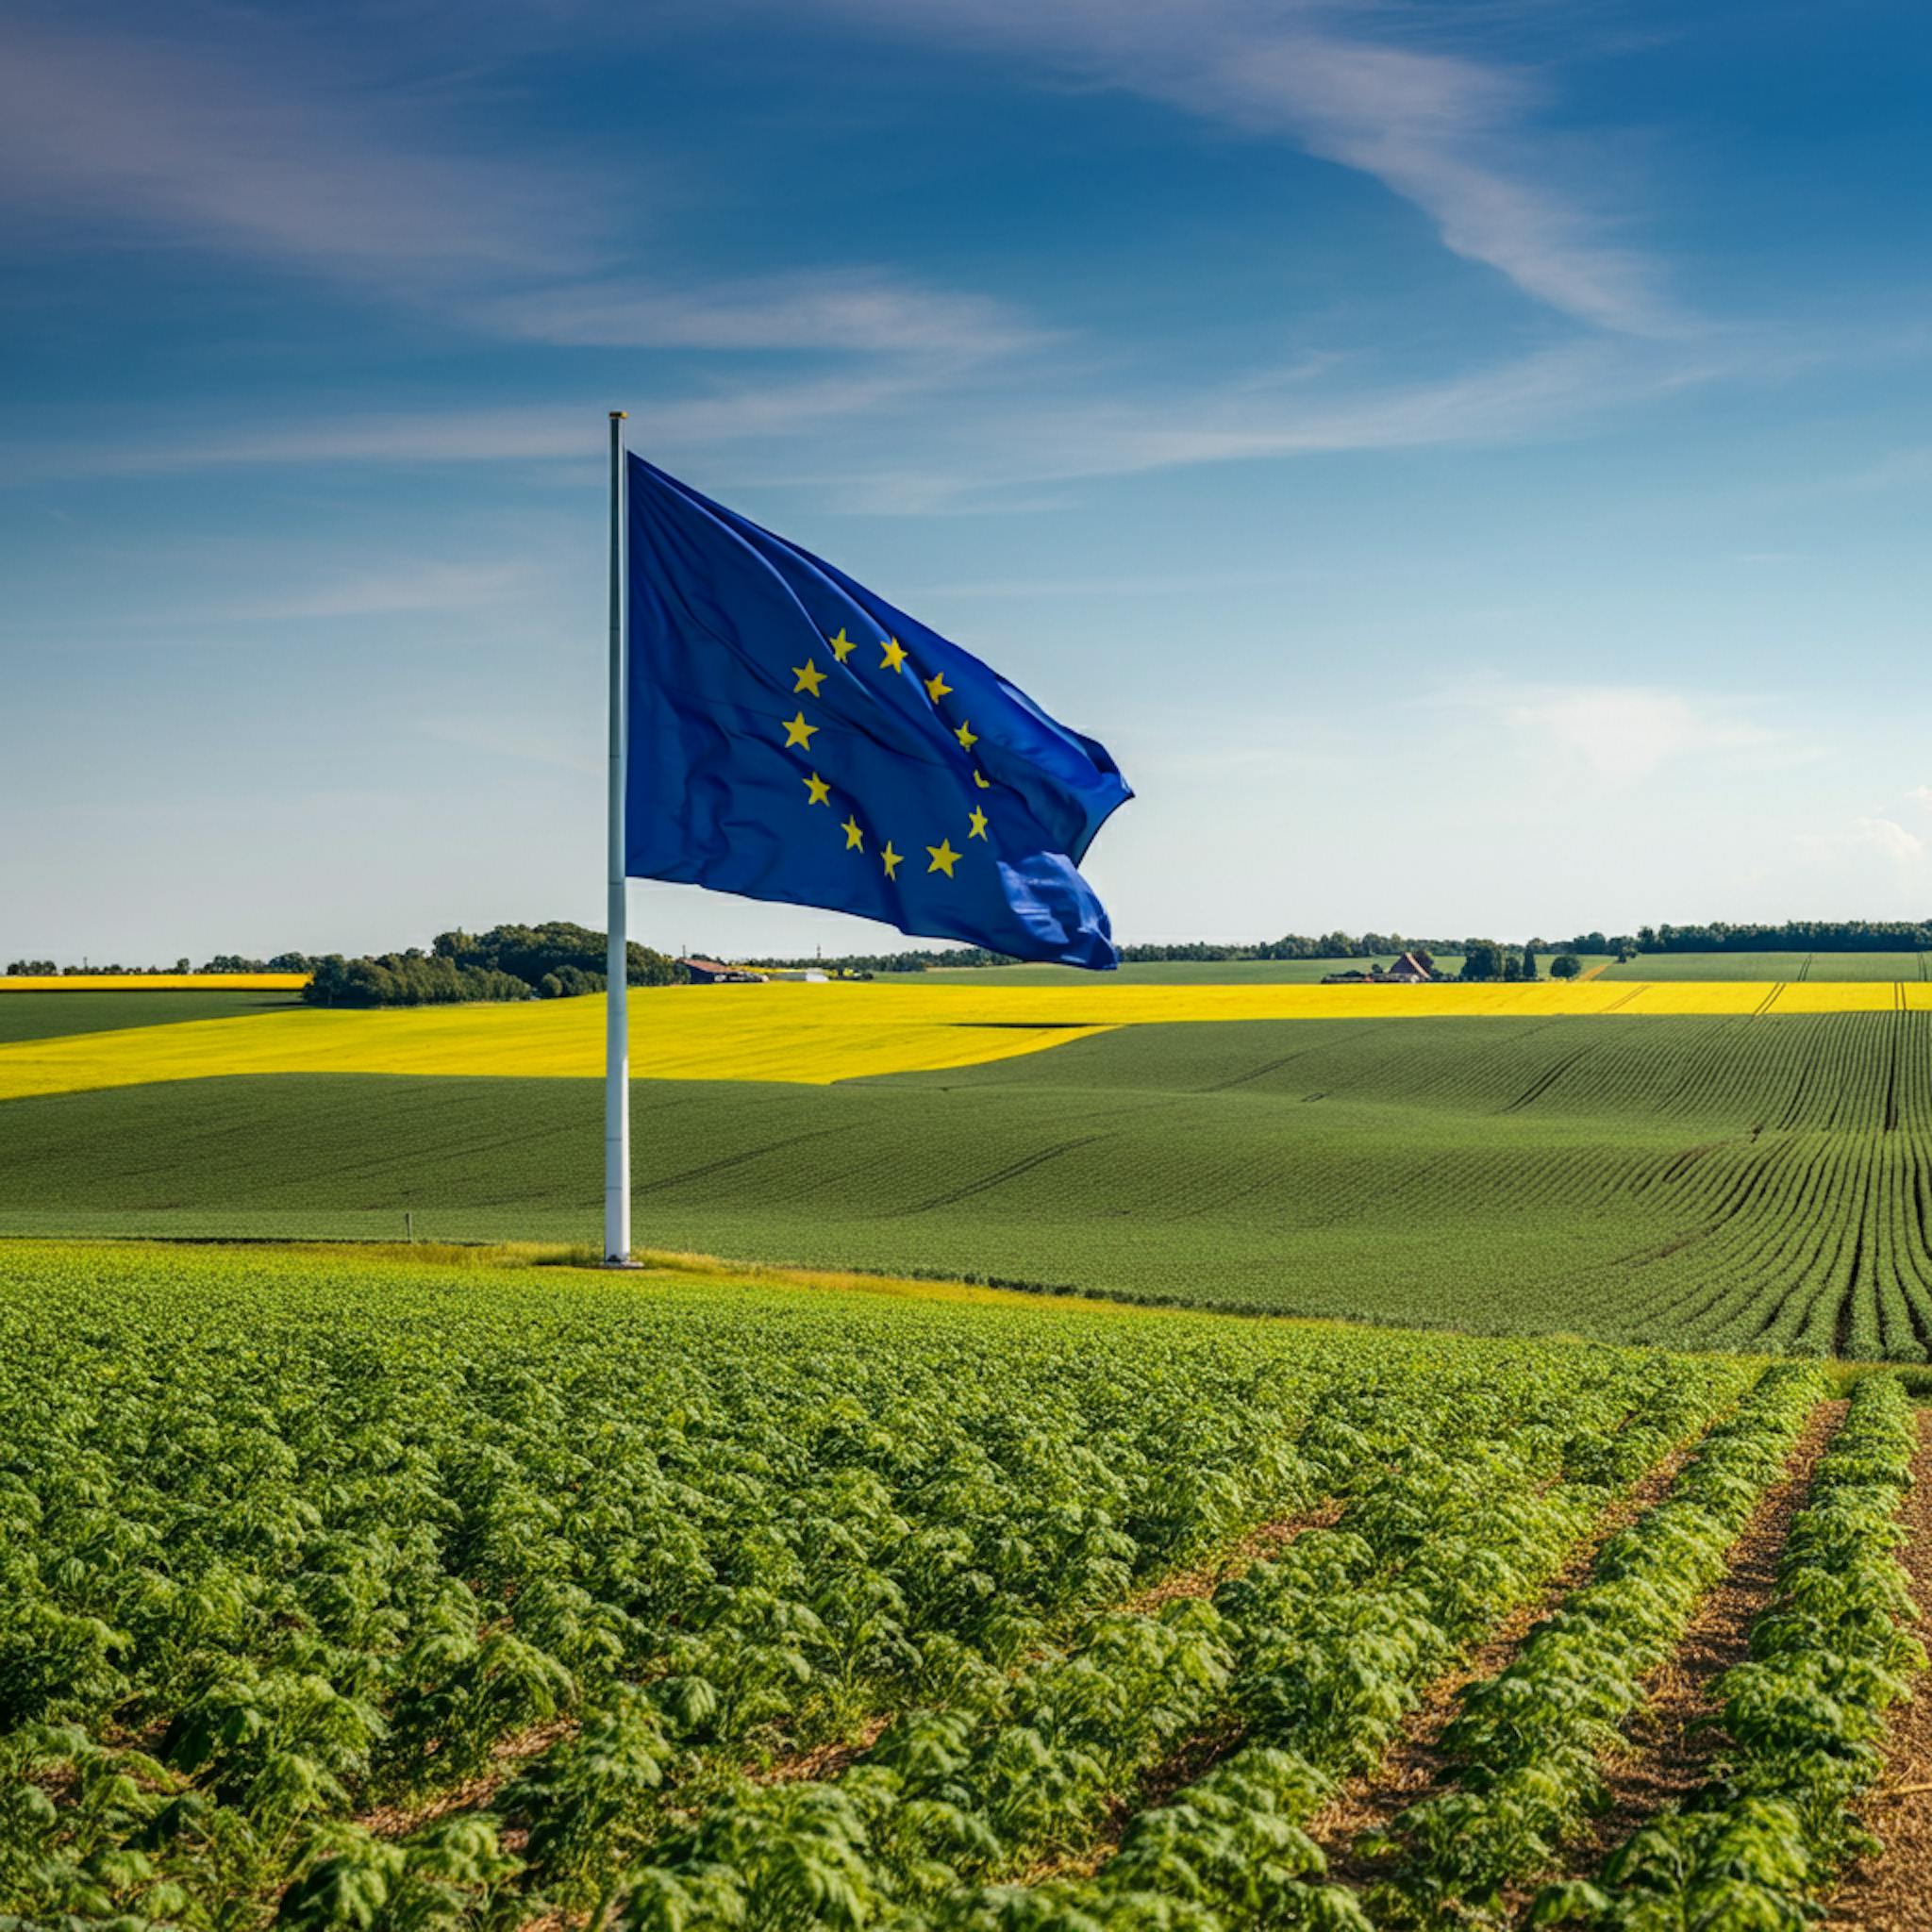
{"left": 1308, "top": 1424, "right": 1717, "bottom": 1884}
{"left": 1567, "top": 1396, "right": 1845, "bottom": 1869}
{"left": 1824, "top": 1407, "right": 1932, "bottom": 1932}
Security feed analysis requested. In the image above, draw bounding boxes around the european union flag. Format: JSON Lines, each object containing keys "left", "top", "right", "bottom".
{"left": 624, "top": 457, "right": 1131, "bottom": 969}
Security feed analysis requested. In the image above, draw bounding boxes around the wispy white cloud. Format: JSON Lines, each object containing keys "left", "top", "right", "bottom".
{"left": 1, "top": 328, "right": 1740, "bottom": 498}
{"left": 0, "top": 17, "right": 585, "bottom": 290}
{"left": 1439, "top": 677, "right": 1817, "bottom": 780}
{"left": 811, "top": 337, "right": 1724, "bottom": 508}
{"left": 0, "top": 370, "right": 941, "bottom": 480}
{"left": 791, "top": 0, "right": 1682, "bottom": 335}
{"left": 1907, "top": 785, "right": 1932, "bottom": 809}
{"left": 214, "top": 563, "right": 532, "bottom": 623}
{"left": 1796, "top": 816, "right": 1924, "bottom": 867}
{"left": 487, "top": 268, "right": 1048, "bottom": 358}
{"left": 0, "top": 12, "right": 1041, "bottom": 372}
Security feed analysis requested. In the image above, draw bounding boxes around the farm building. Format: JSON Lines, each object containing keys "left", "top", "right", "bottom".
{"left": 1322, "top": 951, "right": 1436, "bottom": 986}
{"left": 678, "top": 958, "right": 766, "bottom": 985}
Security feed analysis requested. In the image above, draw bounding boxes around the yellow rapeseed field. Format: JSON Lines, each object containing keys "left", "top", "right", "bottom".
{"left": 0, "top": 974, "right": 310, "bottom": 991}
{"left": 0, "top": 976, "right": 1927, "bottom": 1102}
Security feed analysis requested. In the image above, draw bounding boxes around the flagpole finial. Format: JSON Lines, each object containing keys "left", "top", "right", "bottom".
{"left": 610, "top": 409, "right": 627, "bottom": 420}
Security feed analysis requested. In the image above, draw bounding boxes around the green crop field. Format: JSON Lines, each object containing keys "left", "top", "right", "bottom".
{"left": 0, "top": 987, "right": 303, "bottom": 1043}
{"left": 10, "top": 1011, "right": 1932, "bottom": 1357}
{"left": 0, "top": 1240, "right": 1916, "bottom": 1929}
{"left": 1601, "top": 950, "right": 1932, "bottom": 981}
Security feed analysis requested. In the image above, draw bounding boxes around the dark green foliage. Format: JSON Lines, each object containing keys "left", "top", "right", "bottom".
{"left": 303, "top": 953, "right": 535, "bottom": 1008}
{"left": 1638, "top": 920, "right": 1932, "bottom": 954}
{"left": 299, "top": 923, "right": 685, "bottom": 1008}
{"left": 1460, "top": 941, "right": 1509, "bottom": 981}
{"left": 0, "top": 1241, "right": 1714, "bottom": 1927}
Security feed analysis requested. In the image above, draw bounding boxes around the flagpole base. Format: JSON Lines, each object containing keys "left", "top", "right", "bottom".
{"left": 601, "top": 1257, "right": 644, "bottom": 1270}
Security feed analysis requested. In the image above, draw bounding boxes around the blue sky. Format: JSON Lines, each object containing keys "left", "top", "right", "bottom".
{"left": 4, "top": 0, "right": 1930, "bottom": 963}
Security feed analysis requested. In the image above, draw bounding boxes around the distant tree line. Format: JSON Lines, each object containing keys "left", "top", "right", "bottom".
{"left": 1632, "top": 920, "right": 1932, "bottom": 954}
{"left": 741, "top": 934, "right": 1474, "bottom": 974}
{"left": 737, "top": 944, "right": 1017, "bottom": 973}
{"left": 16, "top": 915, "right": 1930, "bottom": 992}
{"left": 3, "top": 954, "right": 312, "bottom": 976}
{"left": 302, "top": 922, "right": 684, "bottom": 1008}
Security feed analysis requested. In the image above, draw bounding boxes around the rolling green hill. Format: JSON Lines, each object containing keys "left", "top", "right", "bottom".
{"left": 6, "top": 1011, "right": 1932, "bottom": 1357}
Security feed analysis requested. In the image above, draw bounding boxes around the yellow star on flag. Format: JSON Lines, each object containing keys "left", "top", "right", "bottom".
{"left": 792, "top": 658, "right": 826, "bottom": 697}
{"left": 880, "top": 841, "right": 903, "bottom": 878}
{"left": 968, "top": 806, "right": 989, "bottom": 840}
{"left": 783, "top": 711, "right": 818, "bottom": 749}
{"left": 974, "top": 770, "right": 991, "bottom": 789}
{"left": 880, "top": 636, "right": 908, "bottom": 675}
{"left": 803, "top": 772, "right": 831, "bottom": 807}
{"left": 924, "top": 669, "right": 952, "bottom": 704}
{"left": 827, "top": 627, "right": 857, "bottom": 662}
{"left": 955, "top": 720, "right": 978, "bottom": 751}
{"left": 841, "top": 815, "right": 864, "bottom": 850}
{"left": 926, "top": 839, "right": 960, "bottom": 876}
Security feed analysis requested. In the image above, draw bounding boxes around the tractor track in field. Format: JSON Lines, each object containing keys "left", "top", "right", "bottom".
{"left": 1564, "top": 1399, "right": 1844, "bottom": 1874}
{"left": 1306, "top": 1426, "right": 1713, "bottom": 1889}
{"left": 1824, "top": 1407, "right": 1932, "bottom": 1931}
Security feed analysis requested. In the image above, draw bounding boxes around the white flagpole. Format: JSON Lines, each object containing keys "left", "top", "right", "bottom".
{"left": 604, "top": 410, "right": 632, "bottom": 1264}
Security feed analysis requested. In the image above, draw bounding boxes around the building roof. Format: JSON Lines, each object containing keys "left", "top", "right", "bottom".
{"left": 678, "top": 957, "right": 764, "bottom": 978}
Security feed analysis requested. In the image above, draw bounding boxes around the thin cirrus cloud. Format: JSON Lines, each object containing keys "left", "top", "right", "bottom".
{"left": 791, "top": 0, "right": 1681, "bottom": 337}
{"left": 0, "top": 11, "right": 1035, "bottom": 367}
{"left": 814, "top": 336, "right": 1726, "bottom": 508}
{"left": 0, "top": 14, "right": 585, "bottom": 285}
{"left": 0, "top": 372, "right": 941, "bottom": 482}
{"left": 485, "top": 269, "right": 1049, "bottom": 359}
{"left": 0, "top": 335, "right": 1729, "bottom": 494}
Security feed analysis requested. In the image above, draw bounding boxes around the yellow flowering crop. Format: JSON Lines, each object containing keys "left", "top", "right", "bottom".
{"left": 1, "top": 976, "right": 1927, "bottom": 1103}
{"left": 0, "top": 974, "right": 309, "bottom": 991}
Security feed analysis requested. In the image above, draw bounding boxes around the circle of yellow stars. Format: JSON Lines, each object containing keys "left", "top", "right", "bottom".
{"left": 784, "top": 626, "right": 993, "bottom": 887}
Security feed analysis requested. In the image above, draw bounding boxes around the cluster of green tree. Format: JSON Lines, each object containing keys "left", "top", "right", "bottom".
{"left": 202, "top": 952, "right": 314, "bottom": 974}
{"left": 1254, "top": 931, "right": 1457, "bottom": 960}
{"left": 1457, "top": 940, "right": 1581, "bottom": 982}
{"left": 1633, "top": 920, "right": 1932, "bottom": 953}
{"left": 1552, "top": 930, "right": 1641, "bottom": 961}
{"left": 302, "top": 953, "right": 535, "bottom": 1008}
{"left": 302, "top": 923, "right": 684, "bottom": 1007}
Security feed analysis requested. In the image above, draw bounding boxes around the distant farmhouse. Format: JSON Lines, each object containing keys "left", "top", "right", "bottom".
{"left": 1323, "top": 951, "right": 1435, "bottom": 986}
{"left": 678, "top": 957, "right": 766, "bottom": 985}
{"left": 678, "top": 958, "right": 829, "bottom": 984}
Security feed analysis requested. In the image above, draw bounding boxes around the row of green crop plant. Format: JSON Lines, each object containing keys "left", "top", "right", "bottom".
{"left": 1550, "top": 1371, "right": 1924, "bottom": 1927}
{"left": 0, "top": 1261, "right": 1335, "bottom": 1920}
{"left": 912, "top": 1357, "right": 1753, "bottom": 1932}
{"left": 1359, "top": 1361, "right": 1827, "bottom": 1924}
{"left": 0, "top": 1245, "right": 1727, "bottom": 1927}
{"left": 412, "top": 1356, "right": 1744, "bottom": 1930}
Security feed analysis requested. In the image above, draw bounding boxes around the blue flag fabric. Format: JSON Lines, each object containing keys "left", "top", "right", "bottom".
{"left": 624, "top": 456, "right": 1131, "bottom": 968}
